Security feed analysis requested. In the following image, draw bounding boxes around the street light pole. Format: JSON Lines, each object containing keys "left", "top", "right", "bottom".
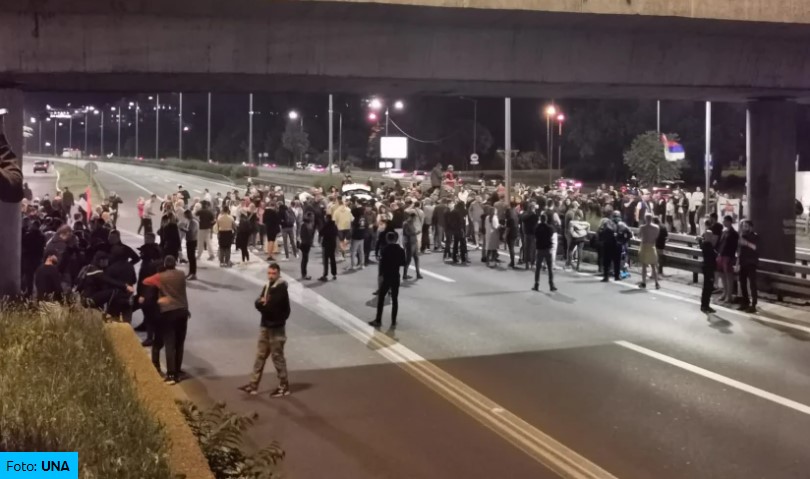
{"left": 328, "top": 94, "right": 334, "bottom": 175}
{"left": 505, "top": 98, "right": 512, "bottom": 200}
{"left": 248, "top": 93, "right": 253, "bottom": 164}
{"left": 68, "top": 116, "right": 73, "bottom": 150}
{"left": 178, "top": 92, "right": 183, "bottom": 159}
{"left": 84, "top": 109, "right": 89, "bottom": 154}
{"left": 38, "top": 120, "right": 42, "bottom": 154}
{"left": 53, "top": 119, "right": 57, "bottom": 157}
{"left": 338, "top": 112, "right": 343, "bottom": 167}
{"left": 206, "top": 92, "right": 211, "bottom": 161}
{"left": 155, "top": 94, "right": 160, "bottom": 160}
{"left": 472, "top": 100, "right": 477, "bottom": 171}
{"left": 117, "top": 101, "right": 122, "bottom": 157}
{"left": 704, "top": 101, "right": 712, "bottom": 221}
{"left": 100, "top": 110, "right": 104, "bottom": 156}
{"left": 135, "top": 103, "right": 139, "bottom": 158}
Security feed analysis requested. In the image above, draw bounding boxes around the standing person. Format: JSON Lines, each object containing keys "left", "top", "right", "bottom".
{"left": 428, "top": 163, "right": 443, "bottom": 196}
{"left": 505, "top": 203, "right": 519, "bottom": 269}
{"left": 236, "top": 206, "right": 256, "bottom": 264}
{"left": 279, "top": 202, "right": 298, "bottom": 260}
{"left": 298, "top": 213, "right": 316, "bottom": 280}
{"left": 654, "top": 217, "right": 668, "bottom": 276}
{"left": 349, "top": 204, "right": 367, "bottom": 270}
{"left": 21, "top": 220, "right": 46, "bottom": 297}
{"left": 402, "top": 211, "right": 423, "bottom": 280}
{"left": 484, "top": 206, "right": 500, "bottom": 267}
{"left": 449, "top": 201, "right": 469, "bottom": 264}
{"left": 263, "top": 202, "right": 281, "bottom": 262}
{"left": 178, "top": 185, "right": 191, "bottom": 206}
{"left": 363, "top": 203, "right": 377, "bottom": 266}
{"left": 638, "top": 213, "right": 661, "bottom": 289}
{"left": 566, "top": 211, "right": 590, "bottom": 272}
{"left": 521, "top": 203, "right": 539, "bottom": 270}
{"left": 136, "top": 234, "right": 162, "bottom": 348}
{"left": 182, "top": 210, "right": 199, "bottom": 280}
{"left": 737, "top": 220, "right": 759, "bottom": 313}
{"left": 432, "top": 199, "right": 449, "bottom": 258}
{"left": 699, "top": 220, "right": 718, "bottom": 314}
{"left": 136, "top": 197, "right": 146, "bottom": 235}
{"left": 217, "top": 208, "right": 235, "bottom": 267}
{"left": 468, "top": 196, "right": 484, "bottom": 249}
{"left": 421, "top": 199, "right": 434, "bottom": 253}
{"left": 716, "top": 215, "right": 739, "bottom": 303}
{"left": 238, "top": 263, "right": 292, "bottom": 398}
{"left": 599, "top": 214, "right": 621, "bottom": 282}
{"left": 62, "top": 186, "right": 75, "bottom": 218}
{"left": 195, "top": 200, "right": 216, "bottom": 261}
{"left": 143, "top": 255, "right": 189, "bottom": 385}
{"left": 159, "top": 213, "right": 182, "bottom": 261}
{"left": 332, "top": 198, "right": 353, "bottom": 259}
{"left": 143, "top": 194, "right": 158, "bottom": 235}
{"left": 532, "top": 214, "right": 557, "bottom": 292}
{"left": 369, "top": 231, "right": 406, "bottom": 328}
{"left": 318, "top": 214, "right": 339, "bottom": 281}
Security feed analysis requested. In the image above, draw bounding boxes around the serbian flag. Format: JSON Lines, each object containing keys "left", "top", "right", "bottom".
{"left": 85, "top": 186, "right": 92, "bottom": 222}
{"left": 662, "top": 134, "right": 685, "bottom": 162}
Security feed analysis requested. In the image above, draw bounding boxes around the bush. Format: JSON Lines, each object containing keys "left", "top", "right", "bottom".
{"left": 179, "top": 401, "right": 284, "bottom": 479}
{"left": 0, "top": 304, "right": 173, "bottom": 478}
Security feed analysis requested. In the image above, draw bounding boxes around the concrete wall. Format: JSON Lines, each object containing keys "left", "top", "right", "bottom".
{"left": 2, "top": 2, "right": 810, "bottom": 99}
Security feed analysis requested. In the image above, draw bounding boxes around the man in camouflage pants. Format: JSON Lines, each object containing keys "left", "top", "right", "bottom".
{"left": 238, "top": 263, "right": 292, "bottom": 398}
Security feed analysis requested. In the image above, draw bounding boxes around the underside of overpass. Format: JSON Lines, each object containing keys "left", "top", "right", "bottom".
{"left": 2, "top": 0, "right": 810, "bottom": 101}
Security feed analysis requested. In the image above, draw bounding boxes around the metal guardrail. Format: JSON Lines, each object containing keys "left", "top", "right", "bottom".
{"left": 624, "top": 228, "right": 810, "bottom": 301}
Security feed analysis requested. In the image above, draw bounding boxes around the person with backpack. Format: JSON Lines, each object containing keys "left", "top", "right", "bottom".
{"left": 279, "top": 203, "right": 298, "bottom": 260}
{"left": 238, "top": 263, "right": 292, "bottom": 398}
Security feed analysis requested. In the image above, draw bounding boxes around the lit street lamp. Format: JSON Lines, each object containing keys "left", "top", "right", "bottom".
{"left": 556, "top": 113, "right": 565, "bottom": 172}
{"left": 544, "top": 104, "right": 558, "bottom": 186}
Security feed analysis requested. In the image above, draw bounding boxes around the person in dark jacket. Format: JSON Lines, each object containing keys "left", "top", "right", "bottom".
{"left": 236, "top": 209, "right": 256, "bottom": 263}
{"left": 76, "top": 251, "right": 115, "bottom": 312}
{"left": 108, "top": 230, "right": 140, "bottom": 266}
{"left": 318, "top": 214, "right": 339, "bottom": 281}
{"left": 737, "top": 219, "right": 759, "bottom": 313}
{"left": 532, "top": 214, "right": 557, "bottom": 292}
{"left": 298, "top": 213, "right": 316, "bottom": 280}
{"left": 699, "top": 220, "right": 719, "bottom": 314}
{"left": 263, "top": 203, "right": 282, "bottom": 261}
{"left": 21, "top": 220, "right": 46, "bottom": 297}
{"left": 159, "top": 213, "right": 182, "bottom": 260}
{"left": 34, "top": 253, "right": 63, "bottom": 302}
{"left": 238, "top": 263, "right": 292, "bottom": 398}
{"left": 135, "top": 234, "right": 163, "bottom": 347}
{"left": 104, "top": 245, "right": 138, "bottom": 321}
{"left": 369, "top": 231, "right": 406, "bottom": 329}
{"left": 447, "top": 201, "right": 468, "bottom": 264}
{"left": 653, "top": 217, "right": 668, "bottom": 275}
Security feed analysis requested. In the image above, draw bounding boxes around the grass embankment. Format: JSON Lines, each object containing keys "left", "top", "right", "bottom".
{"left": 0, "top": 305, "right": 174, "bottom": 478}
{"left": 55, "top": 162, "right": 106, "bottom": 202}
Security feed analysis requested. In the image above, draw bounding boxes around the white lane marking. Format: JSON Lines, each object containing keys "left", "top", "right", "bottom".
{"left": 98, "top": 169, "right": 154, "bottom": 195}
{"left": 616, "top": 340, "right": 810, "bottom": 416}
{"left": 411, "top": 265, "right": 455, "bottom": 283}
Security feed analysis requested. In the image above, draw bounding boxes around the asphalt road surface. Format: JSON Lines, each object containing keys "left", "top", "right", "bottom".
{"left": 28, "top": 157, "right": 810, "bottom": 479}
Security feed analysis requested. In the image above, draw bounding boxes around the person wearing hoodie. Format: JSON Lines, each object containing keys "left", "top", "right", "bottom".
{"left": 104, "top": 245, "right": 138, "bottom": 321}
{"left": 238, "top": 263, "right": 292, "bottom": 398}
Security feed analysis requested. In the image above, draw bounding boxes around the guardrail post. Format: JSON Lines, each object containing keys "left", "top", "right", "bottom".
{"left": 803, "top": 260, "right": 807, "bottom": 280}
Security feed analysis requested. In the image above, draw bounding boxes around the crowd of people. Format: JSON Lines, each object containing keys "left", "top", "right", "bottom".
{"left": 17, "top": 160, "right": 766, "bottom": 397}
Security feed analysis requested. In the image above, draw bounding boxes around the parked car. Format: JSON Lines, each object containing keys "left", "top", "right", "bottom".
{"left": 32, "top": 160, "right": 49, "bottom": 173}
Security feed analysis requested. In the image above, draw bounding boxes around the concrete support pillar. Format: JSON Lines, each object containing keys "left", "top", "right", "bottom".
{"left": 0, "top": 88, "right": 24, "bottom": 297}
{"left": 747, "top": 99, "right": 797, "bottom": 263}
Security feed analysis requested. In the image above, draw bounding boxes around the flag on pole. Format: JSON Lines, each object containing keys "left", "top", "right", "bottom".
{"left": 662, "top": 134, "right": 685, "bottom": 162}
